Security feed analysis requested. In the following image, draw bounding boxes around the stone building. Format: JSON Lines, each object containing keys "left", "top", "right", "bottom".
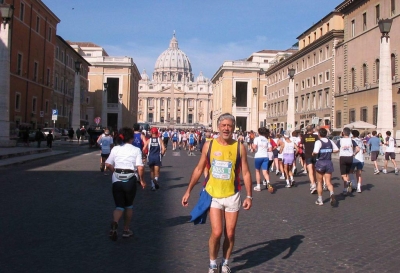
{"left": 334, "top": 0, "right": 400, "bottom": 132}
{"left": 137, "top": 33, "right": 212, "bottom": 128}
{"left": 265, "top": 12, "right": 344, "bottom": 133}
{"left": 68, "top": 42, "right": 141, "bottom": 130}
{"left": 211, "top": 50, "right": 294, "bottom": 132}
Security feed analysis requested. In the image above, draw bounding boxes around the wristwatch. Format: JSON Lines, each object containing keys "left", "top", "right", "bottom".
{"left": 246, "top": 196, "right": 253, "bottom": 200}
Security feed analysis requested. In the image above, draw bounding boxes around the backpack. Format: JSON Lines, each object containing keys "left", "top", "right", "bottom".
{"left": 189, "top": 133, "right": 195, "bottom": 144}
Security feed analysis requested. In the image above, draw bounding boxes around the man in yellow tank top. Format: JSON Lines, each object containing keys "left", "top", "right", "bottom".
{"left": 182, "top": 113, "right": 253, "bottom": 273}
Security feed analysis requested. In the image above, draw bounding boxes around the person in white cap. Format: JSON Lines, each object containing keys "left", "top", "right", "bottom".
{"left": 279, "top": 131, "right": 298, "bottom": 188}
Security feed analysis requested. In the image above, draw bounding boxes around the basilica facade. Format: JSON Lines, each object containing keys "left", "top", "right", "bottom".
{"left": 137, "top": 34, "right": 212, "bottom": 128}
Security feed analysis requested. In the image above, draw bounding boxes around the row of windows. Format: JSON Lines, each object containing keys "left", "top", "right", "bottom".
{"left": 19, "top": 2, "right": 53, "bottom": 42}
{"left": 15, "top": 93, "right": 49, "bottom": 114}
{"left": 337, "top": 54, "right": 397, "bottom": 92}
{"left": 140, "top": 114, "right": 196, "bottom": 124}
{"left": 16, "top": 53, "right": 51, "bottom": 85}
{"left": 336, "top": 104, "right": 397, "bottom": 127}
{"left": 55, "top": 47, "right": 76, "bottom": 69}
{"left": 350, "top": 2, "right": 396, "bottom": 38}
{"left": 266, "top": 91, "right": 330, "bottom": 115}
{"left": 140, "top": 98, "right": 203, "bottom": 108}
{"left": 268, "top": 46, "right": 331, "bottom": 85}
{"left": 301, "top": 22, "right": 330, "bottom": 48}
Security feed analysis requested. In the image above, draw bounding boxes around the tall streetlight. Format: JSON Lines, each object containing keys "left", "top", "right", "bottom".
{"left": 377, "top": 18, "right": 393, "bottom": 134}
{"left": 287, "top": 68, "right": 296, "bottom": 131}
{"left": 0, "top": 3, "right": 15, "bottom": 146}
{"left": 71, "top": 60, "right": 81, "bottom": 131}
{"left": 102, "top": 82, "right": 108, "bottom": 128}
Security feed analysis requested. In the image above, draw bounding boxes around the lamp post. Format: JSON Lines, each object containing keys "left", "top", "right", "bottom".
{"left": 71, "top": 60, "right": 81, "bottom": 131}
{"left": 102, "top": 82, "right": 108, "bottom": 128}
{"left": 287, "top": 68, "right": 296, "bottom": 131}
{"left": 377, "top": 18, "right": 393, "bottom": 134}
{"left": 118, "top": 93, "right": 123, "bottom": 129}
{"left": 0, "top": 3, "right": 14, "bottom": 146}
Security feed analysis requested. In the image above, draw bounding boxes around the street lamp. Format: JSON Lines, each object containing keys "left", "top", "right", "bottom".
{"left": 252, "top": 87, "right": 257, "bottom": 96}
{"left": 0, "top": 3, "right": 15, "bottom": 146}
{"left": 71, "top": 60, "right": 82, "bottom": 131}
{"left": 287, "top": 68, "right": 296, "bottom": 131}
{"left": 103, "top": 82, "right": 108, "bottom": 92}
{"left": 377, "top": 18, "right": 394, "bottom": 134}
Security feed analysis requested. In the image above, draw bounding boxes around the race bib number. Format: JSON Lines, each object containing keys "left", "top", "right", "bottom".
{"left": 211, "top": 160, "right": 232, "bottom": 180}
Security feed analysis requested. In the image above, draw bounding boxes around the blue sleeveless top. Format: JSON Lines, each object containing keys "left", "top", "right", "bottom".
{"left": 132, "top": 132, "right": 143, "bottom": 150}
{"left": 148, "top": 137, "right": 161, "bottom": 157}
{"left": 318, "top": 139, "right": 333, "bottom": 161}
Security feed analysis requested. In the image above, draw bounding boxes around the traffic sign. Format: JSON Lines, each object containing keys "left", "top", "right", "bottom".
{"left": 52, "top": 109, "right": 58, "bottom": 115}
{"left": 52, "top": 115, "right": 57, "bottom": 121}
{"left": 94, "top": 117, "right": 101, "bottom": 125}
{"left": 312, "top": 117, "right": 320, "bottom": 125}
{"left": 40, "top": 111, "right": 44, "bottom": 117}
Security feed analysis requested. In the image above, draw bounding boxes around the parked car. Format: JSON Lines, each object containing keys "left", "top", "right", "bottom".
{"left": 60, "top": 128, "right": 68, "bottom": 136}
{"left": 42, "top": 128, "right": 62, "bottom": 140}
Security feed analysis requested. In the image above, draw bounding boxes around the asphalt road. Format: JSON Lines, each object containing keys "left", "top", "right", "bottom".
{"left": 1, "top": 143, "right": 400, "bottom": 273}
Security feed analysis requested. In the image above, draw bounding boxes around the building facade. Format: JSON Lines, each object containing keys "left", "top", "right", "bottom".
{"left": 265, "top": 12, "right": 344, "bottom": 134}
{"left": 69, "top": 42, "right": 141, "bottom": 130}
{"left": 211, "top": 50, "right": 293, "bottom": 132}
{"left": 53, "top": 36, "right": 90, "bottom": 129}
{"left": 9, "top": 0, "right": 60, "bottom": 129}
{"left": 334, "top": 0, "right": 400, "bottom": 132}
{"left": 138, "top": 34, "right": 212, "bottom": 128}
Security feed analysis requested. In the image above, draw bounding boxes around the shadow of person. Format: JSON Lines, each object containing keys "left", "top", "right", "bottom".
{"left": 231, "top": 235, "right": 305, "bottom": 271}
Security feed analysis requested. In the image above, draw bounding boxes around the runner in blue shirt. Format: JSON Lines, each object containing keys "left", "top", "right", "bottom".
{"left": 367, "top": 131, "right": 382, "bottom": 174}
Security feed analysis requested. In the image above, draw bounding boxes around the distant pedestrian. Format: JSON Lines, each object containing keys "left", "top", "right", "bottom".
{"left": 76, "top": 128, "right": 81, "bottom": 143}
{"left": 22, "top": 127, "right": 30, "bottom": 146}
{"left": 46, "top": 130, "right": 54, "bottom": 149}
{"left": 383, "top": 131, "right": 398, "bottom": 175}
{"left": 68, "top": 128, "right": 74, "bottom": 142}
{"left": 145, "top": 127, "right": 166, "bottom": 191}
{"left": 350, "top": 130, "right": 365, "bottom": 193}
{"left": 80, "top": 126, "right": 86, "bottom": 140}
{"left": 105, "top": 127, "right": 146, "bottom": 241}
{"left": 98, "top": 129, "right": 114, "bottom": 175}
{"left": 367, "top": 131, "right": 382, "bottom": 174}
{"left": 35, "top": 128, "right": 45, "bottom": 148}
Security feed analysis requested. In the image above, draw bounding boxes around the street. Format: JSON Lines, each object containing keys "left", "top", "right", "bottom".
{"left": 1, "top": 143, "right": 400, "bottom": 273}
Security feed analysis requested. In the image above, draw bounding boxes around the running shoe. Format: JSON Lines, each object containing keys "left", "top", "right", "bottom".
{"left": 342, "top": 189, "right": 347, "bottom": 196}
{"left": 253, "top": 185, "right": 261, "bottom": 192}
{"left": 109, "top": 221, "right": 118, "bottom": 241}
{"left": 276, "top": 171, "right": 280, "bottom": 176}
{"left": 285, "top": 183, "right": 291, "bottom": 188}
{"left": 154, "top": 180, "right": 160, "bottom": 190}
{"left": 315, "top": 199, "right": 323, "bottom": 206}
{"left": 374, "top": 169, "right": 380, "bottom": 175}
{"left": 357, "top": 187, "right": 362, "bottom": 193}
{"left": 151, "top": 186, "right": 156, "bottom": 191}
{"left": 267, "top": 183, "right": 274, "bottom": 193}
{"left": 122, "top": 230, "right": 133, "bottom": 238}
{"left": 347, "top": 181, "right": 352, "bottom": 193}
{"left": 280, "top": 175, "right": 286, "bottom": 180}
{"left": 323, "top": 183, "right": 328, "bottom": 191}
{"left": 330, "top": 194, "right": 337, "bottom": 206}
{"left": 221, "top": 264, "right": 231, "bottom": 273}
{"left": 290, "top": 180, "right": 295, "bottom": 187}
{"left": 382, "top": 169, "right": 387, "bottom": 174}
{"left": 270, "top": 167, "right": 274, "bottom": 172}
{"left": 310, "top": 185, "right": 317, "bottom": 194}
{"left": 396, "top": 168, "right": 399, "bottom": 175}
{"left": 262, "top": 179, "right": 267, "bottom": 186}
{"left": 302, "top": 170, "right": 308, "bottom": 174}
{"left": 293, "top": 167, "right": 297, "bottom": 175}
{"left": 208, "top": 265, "right": 219, "bottom": 273}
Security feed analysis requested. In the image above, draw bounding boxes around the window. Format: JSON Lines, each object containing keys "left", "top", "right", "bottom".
{"left": 313, "top": 53, "right": 317, "bottom": 65}
{"left": 391, "top": 54, "right": 396, "bottom": 79}
{"left": 301, "top": 80, "right": 305, "bottom": 90}
{"left": 15, "top": 93, "right": 21, "bottom": 111}
{"left": 55, "top": 74, "right": 58, "bottom": 90}
{"left": 320, "top": 27, "right": 323, "bottom": 37}
{"left": 351, "top": 20, "right": 355, "bottom": 37}
{"left": 48, "top": 27, "right": 52, "bottom": 42}
{"left": 336, "top": 111, "right": 341, "bottom": 127}
{"left": 56, "top": 47, "right": 59, "bottom": 60}
{"left": 375, "top": 59, "right": 380, "bottom": 82}
{"left": 307, "top": 78, "right": 310, "bottom": 88}
{"left": 325, "top": 45, "right": 330, "bottom": 59}
{"left": 350, "top": 109, "right": 356, "bottom": 122}
{"left": 373, "top": 105, "right": 378, "bottom": 125}
{"left": 351, "top": 68, "right": 356, "bottom": 90}
{"left": 360, "top": 107, "right": 368, "bottom": 122}
{"left": 319, "top": 49, "right": 323, "bottom": 62}
{"left": 148, "top": 98, "right": 154, "bottom": 107}
{"left": 362, "top": 64, "right": 367, "bottom": 86}
{"left": 376, "top": 5, "right": 380, "bottom": 24}
{"left": 363, "top": 13, "right": 367, "bottom": 31}
{"left": 32, "top": 97, "right": 37, "bottom": 113}
{"left": 338, "top": 77, "right": 342, "bottom": 93}
{"left": 20, "top": 3, "right": 25, "bottom": 21}
{"left": 393, "top": 104, "right": 397, "bottom": 127}
{"left": 33, "top": 62, "right": 38, "bottom": 81}
{"left": 391, "top": 0, "right": 396, "bottom": 15}
{"left": 17, "top": 53, "right": 22, "bottom": 75}
{"left": 61, "top": 51, "right": 64, "bottom": 64}
{"left": 66, "top": 55, "right": 69, "bottom": 67}
{"left": 45, "top": 100, "right": 49, "bottom": 114}
{"left": 86, "top": 97, "right": 90, "bottom": 104}
{"left": 36, "top": 16, "right": 40, "bottom": 33}
{"left": 326, "top": 23, "right": 330, "bottom": 32}
{"left": 46, "top": 68, "right": 50, "bottom": 86}
{"left": 325, "top": 71, "right": 330, "bottom": 81}
{"left": 319, "top": 73, "right": 323, "bottom": 84}
{"left": 313, "top": 76, "right": 316, "bottom": 86}
{"left": 325, "top": 90, "right": 330, "bottom": 107}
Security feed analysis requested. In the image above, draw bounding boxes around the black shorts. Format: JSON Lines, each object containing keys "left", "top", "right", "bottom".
{"left": 148, "top": 154, "right": 162, "bottom": 167}
{"left": 101, "top": 153, "right": 110, "bottom": 159}
{"left": 273, "top": 149, "right": 279, "bottom": 158}
{"left": 112, "top": 178, "right": 137, "bottom": 209}
{"left": 305, "top": 156, "right": 317, "bottom": 165}
{"left": 370, "top": 151, "right": 379, "bottom": 161}
{"left": 339, "top": 156, "right": 353, "bottom": 175}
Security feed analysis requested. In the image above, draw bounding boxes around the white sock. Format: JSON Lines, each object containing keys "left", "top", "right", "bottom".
{"left": 222, "top": 258, "right": 229, "bottom": 266}
{"left": 210, "top": 259, "right": 217, "bottom": 268}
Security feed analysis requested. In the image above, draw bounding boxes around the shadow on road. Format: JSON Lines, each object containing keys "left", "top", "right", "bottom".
{"left": 231, "top": 235, "right": 305, "bottom": 271}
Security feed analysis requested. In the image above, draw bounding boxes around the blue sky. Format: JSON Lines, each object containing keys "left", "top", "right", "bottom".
{"left": 44, "top": 0, "right": 341, "bottom": 79}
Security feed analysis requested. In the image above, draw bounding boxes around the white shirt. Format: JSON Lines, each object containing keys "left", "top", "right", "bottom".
{"left": 353, "top": 137, "right": 365, "bottom": 163}
{"left": 338, "top": 137, "right": 356, "bottom": 157}
{"left": 282, "top": 140, "right": 295, "bottom": 154}
{"left": 385, "top": 136, "right": 396, "bottom": 153}
{"left": 105, "top": 144, "right": 144, "bottom": 183}
{"left": 253, "top": 136, "right": 271, "bottom": 158}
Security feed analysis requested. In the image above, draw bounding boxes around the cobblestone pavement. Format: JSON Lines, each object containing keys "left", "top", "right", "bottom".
{"left": 1, "top": 144, "right": 400, "bottom": 273}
